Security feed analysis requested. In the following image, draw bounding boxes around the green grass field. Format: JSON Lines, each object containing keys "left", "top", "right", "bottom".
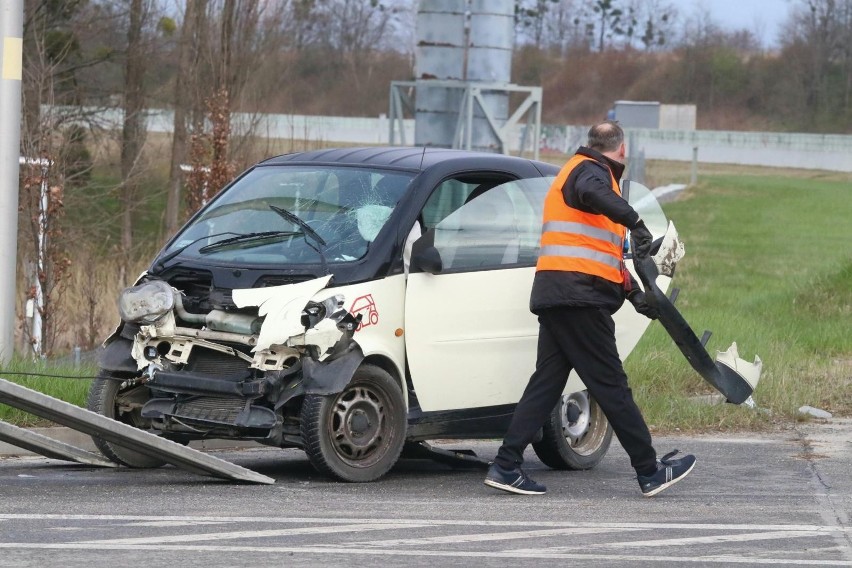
{"left": 627, "top": 165, "right": 851, "bottom": 432}
{"left": 0, "top": 361, "right": 96, "bottom": 425}
{"left": 1, "top": 162, "right": 849, "bottom": 433}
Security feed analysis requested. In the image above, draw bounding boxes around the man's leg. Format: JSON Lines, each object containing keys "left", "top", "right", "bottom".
{"left": 494, "top": 316, "right": 572, "bottom": 470}
{"left": 542, "top": 307, "right": 657, "bottom": 475}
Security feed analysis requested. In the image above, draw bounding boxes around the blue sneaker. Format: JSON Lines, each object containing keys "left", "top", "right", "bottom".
{"left": 637, "top": 450, "right": 696, "bottom": 497}
{"left": 484, "top": 463, "right": 546, "bottom": 495}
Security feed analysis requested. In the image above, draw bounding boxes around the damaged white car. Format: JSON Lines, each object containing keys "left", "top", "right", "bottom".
{"left": 91, "top": 147, "right": 676, "bottom": 482}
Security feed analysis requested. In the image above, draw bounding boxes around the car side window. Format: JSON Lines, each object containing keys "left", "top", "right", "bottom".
{"left": 415, "top": 177, "right": 550, "bottom": 272}
{"left": 420, "top": 178, "right": 478, "bottom": 230}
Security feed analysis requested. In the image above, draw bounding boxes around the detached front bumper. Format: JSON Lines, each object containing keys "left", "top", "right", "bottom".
{"left": 634, "top": 222, "right": 762, "bottom": 404}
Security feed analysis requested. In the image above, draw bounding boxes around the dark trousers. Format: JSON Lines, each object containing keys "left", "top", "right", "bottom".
{"left": 495, "top": 306, "right": 657, "bottom": 475}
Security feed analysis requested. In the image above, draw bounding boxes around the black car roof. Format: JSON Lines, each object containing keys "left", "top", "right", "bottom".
{"left": 259, "top": 146, "right": 558, "bottom": 174}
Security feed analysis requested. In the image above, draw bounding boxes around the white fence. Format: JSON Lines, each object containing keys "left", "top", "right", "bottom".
{"left": 540, "top": 125, "right": 852, "bottom": 172}
{"left": 60, "top": 107, "right": 852, "bottom": 172}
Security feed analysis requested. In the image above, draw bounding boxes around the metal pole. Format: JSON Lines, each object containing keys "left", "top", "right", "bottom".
{"left": 691, "top": 146, "right": 699, "bottom": 185}
{"left": 627, "top": 131, "right": 637, "bottom": 180}
{"left": 388, "top": 85, "right": 396, "bottom": 145}
{"left": 533, "top": 91, "right": 542, "bottom": 161}
{"left": 0, "top": 1, "right": 24, "bottom": 363}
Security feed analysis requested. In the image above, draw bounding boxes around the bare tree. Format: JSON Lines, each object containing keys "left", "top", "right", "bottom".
{"left": 18, "top": 0, "right": 119, "bottom": 356}
{"left": 184, "top": 0, "right": 244, "bottom": 215}
{"left": 778, "top": 0, "right": 851, "bottom": 127}
{"left": 539, "top": 0, "right": 592, "bottom": 54}
{"left": 307, "top": 0, "right": 400, "bottom": 95}
{"left": 165, "top": 0, "right": 204, "bottom": 238}
{"left": 119, "top": 0, "right": 149, "bottom": 281}
{"left": 626, "top": 0, "right": 676, "bottom": 51}
{"left": 591, "top": 0, "right": 632, "bottom": 51}
{"left": 842, "top": 0, "right": 852, "bottom": 114}
{"left": 516, "top": 0, "right": 558, "bottom": 48}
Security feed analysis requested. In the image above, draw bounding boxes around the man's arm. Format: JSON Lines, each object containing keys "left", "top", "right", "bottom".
{"left": 567, "top": 161, "right": 640, "bottom": 228}
{"left": 564, "top": 160, "right": 653, "bottom": 258}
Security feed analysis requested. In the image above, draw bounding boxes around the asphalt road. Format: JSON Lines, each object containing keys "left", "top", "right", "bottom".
{"left": 0, "top": 420, "right": 850, "bottom": 567}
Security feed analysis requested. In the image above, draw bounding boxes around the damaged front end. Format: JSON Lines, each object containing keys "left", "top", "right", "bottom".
{"left": 104, "top": 275, "right": 363, "bottom": 447}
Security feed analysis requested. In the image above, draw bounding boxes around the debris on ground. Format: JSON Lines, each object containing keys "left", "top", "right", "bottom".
{"left": 797, "top": 406, "right": 833, "bottom": 419}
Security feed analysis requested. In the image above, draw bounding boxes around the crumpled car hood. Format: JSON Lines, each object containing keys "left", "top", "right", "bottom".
{"left": 232, "top": 275, "right": 333, "bottom": 352}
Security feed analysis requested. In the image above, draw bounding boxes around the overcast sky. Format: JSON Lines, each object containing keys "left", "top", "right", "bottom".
{"left": 685, "top": 0, "right": 795, "bottom": 47}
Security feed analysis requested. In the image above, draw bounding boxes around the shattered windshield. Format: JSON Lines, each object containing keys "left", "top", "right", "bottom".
{"left": 163, "top": 165, "right": 414, "bottom": 265}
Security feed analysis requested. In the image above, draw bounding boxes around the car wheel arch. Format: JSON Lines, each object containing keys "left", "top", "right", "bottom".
{"left": 361, "top": 354, "right": 407, "bottom": 407}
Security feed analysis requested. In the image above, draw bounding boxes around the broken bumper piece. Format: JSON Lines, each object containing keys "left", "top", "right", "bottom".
{"left": 633, "top": 238, "right": 762, "bottom": 405}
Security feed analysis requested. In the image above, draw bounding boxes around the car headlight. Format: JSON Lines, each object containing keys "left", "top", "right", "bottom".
{"left": 118, "top": 280, "right": 175, "bottom": 324}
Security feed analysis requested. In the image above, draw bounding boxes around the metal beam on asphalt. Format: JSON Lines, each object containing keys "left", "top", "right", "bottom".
{"left": 0, "top": 420, "right": 117, "bottom": 467}
{"left": 0, "top": 378, "right": 274, "bottom": 484}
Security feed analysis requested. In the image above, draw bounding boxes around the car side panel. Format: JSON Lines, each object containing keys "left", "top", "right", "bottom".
{"left": 405, "top": 267, "right": 564, "bottom": 411}
{"left": 314, "top": 275, "right": 407, "bottom": 392}
{"left": 404, "top": 264, "right": 667, "bottom": 413}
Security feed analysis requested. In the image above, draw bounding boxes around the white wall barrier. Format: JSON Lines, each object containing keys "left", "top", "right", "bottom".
{"left": 54, "top": 106, "right": 852, "bottom": 172}
{"left": 537, "top": 125, "right": 852, "bottom": 172}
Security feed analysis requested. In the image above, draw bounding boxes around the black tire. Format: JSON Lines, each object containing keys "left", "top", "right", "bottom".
{"left": 86, "top": 371, "right": 167, "bottom": 468}
{"left": 300, "top": 364, "right": 406, "bottom": 482}
{"left": 532, "top": 390, "right": 613, "bottom": 470}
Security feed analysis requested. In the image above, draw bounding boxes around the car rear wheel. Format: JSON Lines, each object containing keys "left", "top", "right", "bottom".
{"left": 532, "top": 390, "right": 613, "bottom": 470}
{"left": 87, "top": 371, "right": 166, "bottom": 468}
{"left": 300, "top": 364, "right": 406, "bottom": 482}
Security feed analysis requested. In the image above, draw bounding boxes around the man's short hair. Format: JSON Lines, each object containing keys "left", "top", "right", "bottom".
{"left": 588, "top": 121, "right": 624, "bottom": 153}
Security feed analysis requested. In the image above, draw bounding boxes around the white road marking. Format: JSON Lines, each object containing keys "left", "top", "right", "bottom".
{"left": 350, "top": 526, "right": 645, "bottom": 547}
{"left": 0, "top": 542, "right": 848, "bottom": 565}
{"left": 1, "top": 515, "right": 848, "bottom": 565}
{"left": 517, "top": 530, "right": 829, "bottom": 552}
{"left": 80, "top": 523, "right": 431, "bottom": 545}
{"left": 117, "top": 521, "right": 232, "bottom": 528}
{"left": 1, "top": 514, "right": 849, "bottom": 533}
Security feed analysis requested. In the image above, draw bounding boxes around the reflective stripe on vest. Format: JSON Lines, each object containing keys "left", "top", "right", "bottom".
{"left": 536, "top": 154, "right": 626, "bottom": 283}
{"left": 541, "top": 221, "right": 623, "bottom": 247}
{"left": 539, "top": 245, "right": 623, "bottom": 270}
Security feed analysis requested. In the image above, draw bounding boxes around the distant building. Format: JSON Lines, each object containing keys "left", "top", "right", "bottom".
{"left": 610, "top": 101, "right": 696, "bottom": 130}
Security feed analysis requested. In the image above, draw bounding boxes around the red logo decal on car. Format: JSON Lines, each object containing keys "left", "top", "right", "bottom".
{"left": 349, "top": 294, "right": 379, "bottom": 330}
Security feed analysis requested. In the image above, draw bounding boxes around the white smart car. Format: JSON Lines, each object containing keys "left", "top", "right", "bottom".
{"left": 92, "top": 147, "right": 673, "bottom": 481}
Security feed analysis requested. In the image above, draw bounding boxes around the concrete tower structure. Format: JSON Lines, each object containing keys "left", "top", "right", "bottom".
{"left": 390, "top": 0, "right": 541, "bottom": 157}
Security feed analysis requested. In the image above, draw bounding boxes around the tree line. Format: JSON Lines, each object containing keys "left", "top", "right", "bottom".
{"left": 14, "top": 0, "right": 852, "bottom": 356}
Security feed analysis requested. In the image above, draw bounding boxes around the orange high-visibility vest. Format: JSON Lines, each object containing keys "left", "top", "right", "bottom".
{"left": 536, "top": 154, "right": 626, "bottom": 283}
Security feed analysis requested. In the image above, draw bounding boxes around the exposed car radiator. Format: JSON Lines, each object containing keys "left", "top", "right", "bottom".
{"left": 185, "top": 348, "right": 251, "bottom": 378}
{"left": 176, "top": 397, "right": 245, "bottom": 424}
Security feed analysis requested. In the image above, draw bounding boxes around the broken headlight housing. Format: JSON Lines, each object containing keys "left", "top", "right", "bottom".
{"left": 301, "top": 294, "right": 345, "bottom": 329}
{"left": 118, "top": 280, "right": 175, "bottom": 324}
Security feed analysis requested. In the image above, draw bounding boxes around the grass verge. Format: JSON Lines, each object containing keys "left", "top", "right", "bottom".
{"left": 0, "top": 360, "right": 95, "bottom": 426}
{"left": 626, "top": 167, "right": 852, "bottom": 432}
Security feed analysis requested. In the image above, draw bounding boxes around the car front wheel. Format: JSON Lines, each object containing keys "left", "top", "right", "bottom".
{"left": 300, "top": 364, "right": 406, "bottom": 482}
{"left": 532, "top": 390, "right": 613, "bottom": 470}
{"left": 87, "top": 371, "right": 167, "bottom": 468}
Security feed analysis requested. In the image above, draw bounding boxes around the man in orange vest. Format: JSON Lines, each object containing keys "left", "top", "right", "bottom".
{"left": 484, "top": 121, "right": 696, "bottom": 497}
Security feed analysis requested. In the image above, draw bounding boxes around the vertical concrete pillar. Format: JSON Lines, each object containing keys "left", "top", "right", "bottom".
{"left": 0, "top": 1, "right": 23, "bottom": 362}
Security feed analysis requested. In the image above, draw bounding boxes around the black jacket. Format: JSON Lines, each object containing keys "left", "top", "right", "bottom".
{"left": 530, "top": 147, "right": 642, "bottom": 314}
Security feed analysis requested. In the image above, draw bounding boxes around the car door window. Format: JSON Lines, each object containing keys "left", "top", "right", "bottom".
{"left": 417, "top": 177, "right": 552, "bottom": 272}
{"left": 623, "top": 180, "right": 669, "bottom": 243}
{"left": 420, "top": 179, "right": 478, "bottom": 230}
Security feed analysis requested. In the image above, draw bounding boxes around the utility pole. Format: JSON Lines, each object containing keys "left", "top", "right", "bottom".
{"left": 0, "top": 1, "right": 23, "bottom": 363}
